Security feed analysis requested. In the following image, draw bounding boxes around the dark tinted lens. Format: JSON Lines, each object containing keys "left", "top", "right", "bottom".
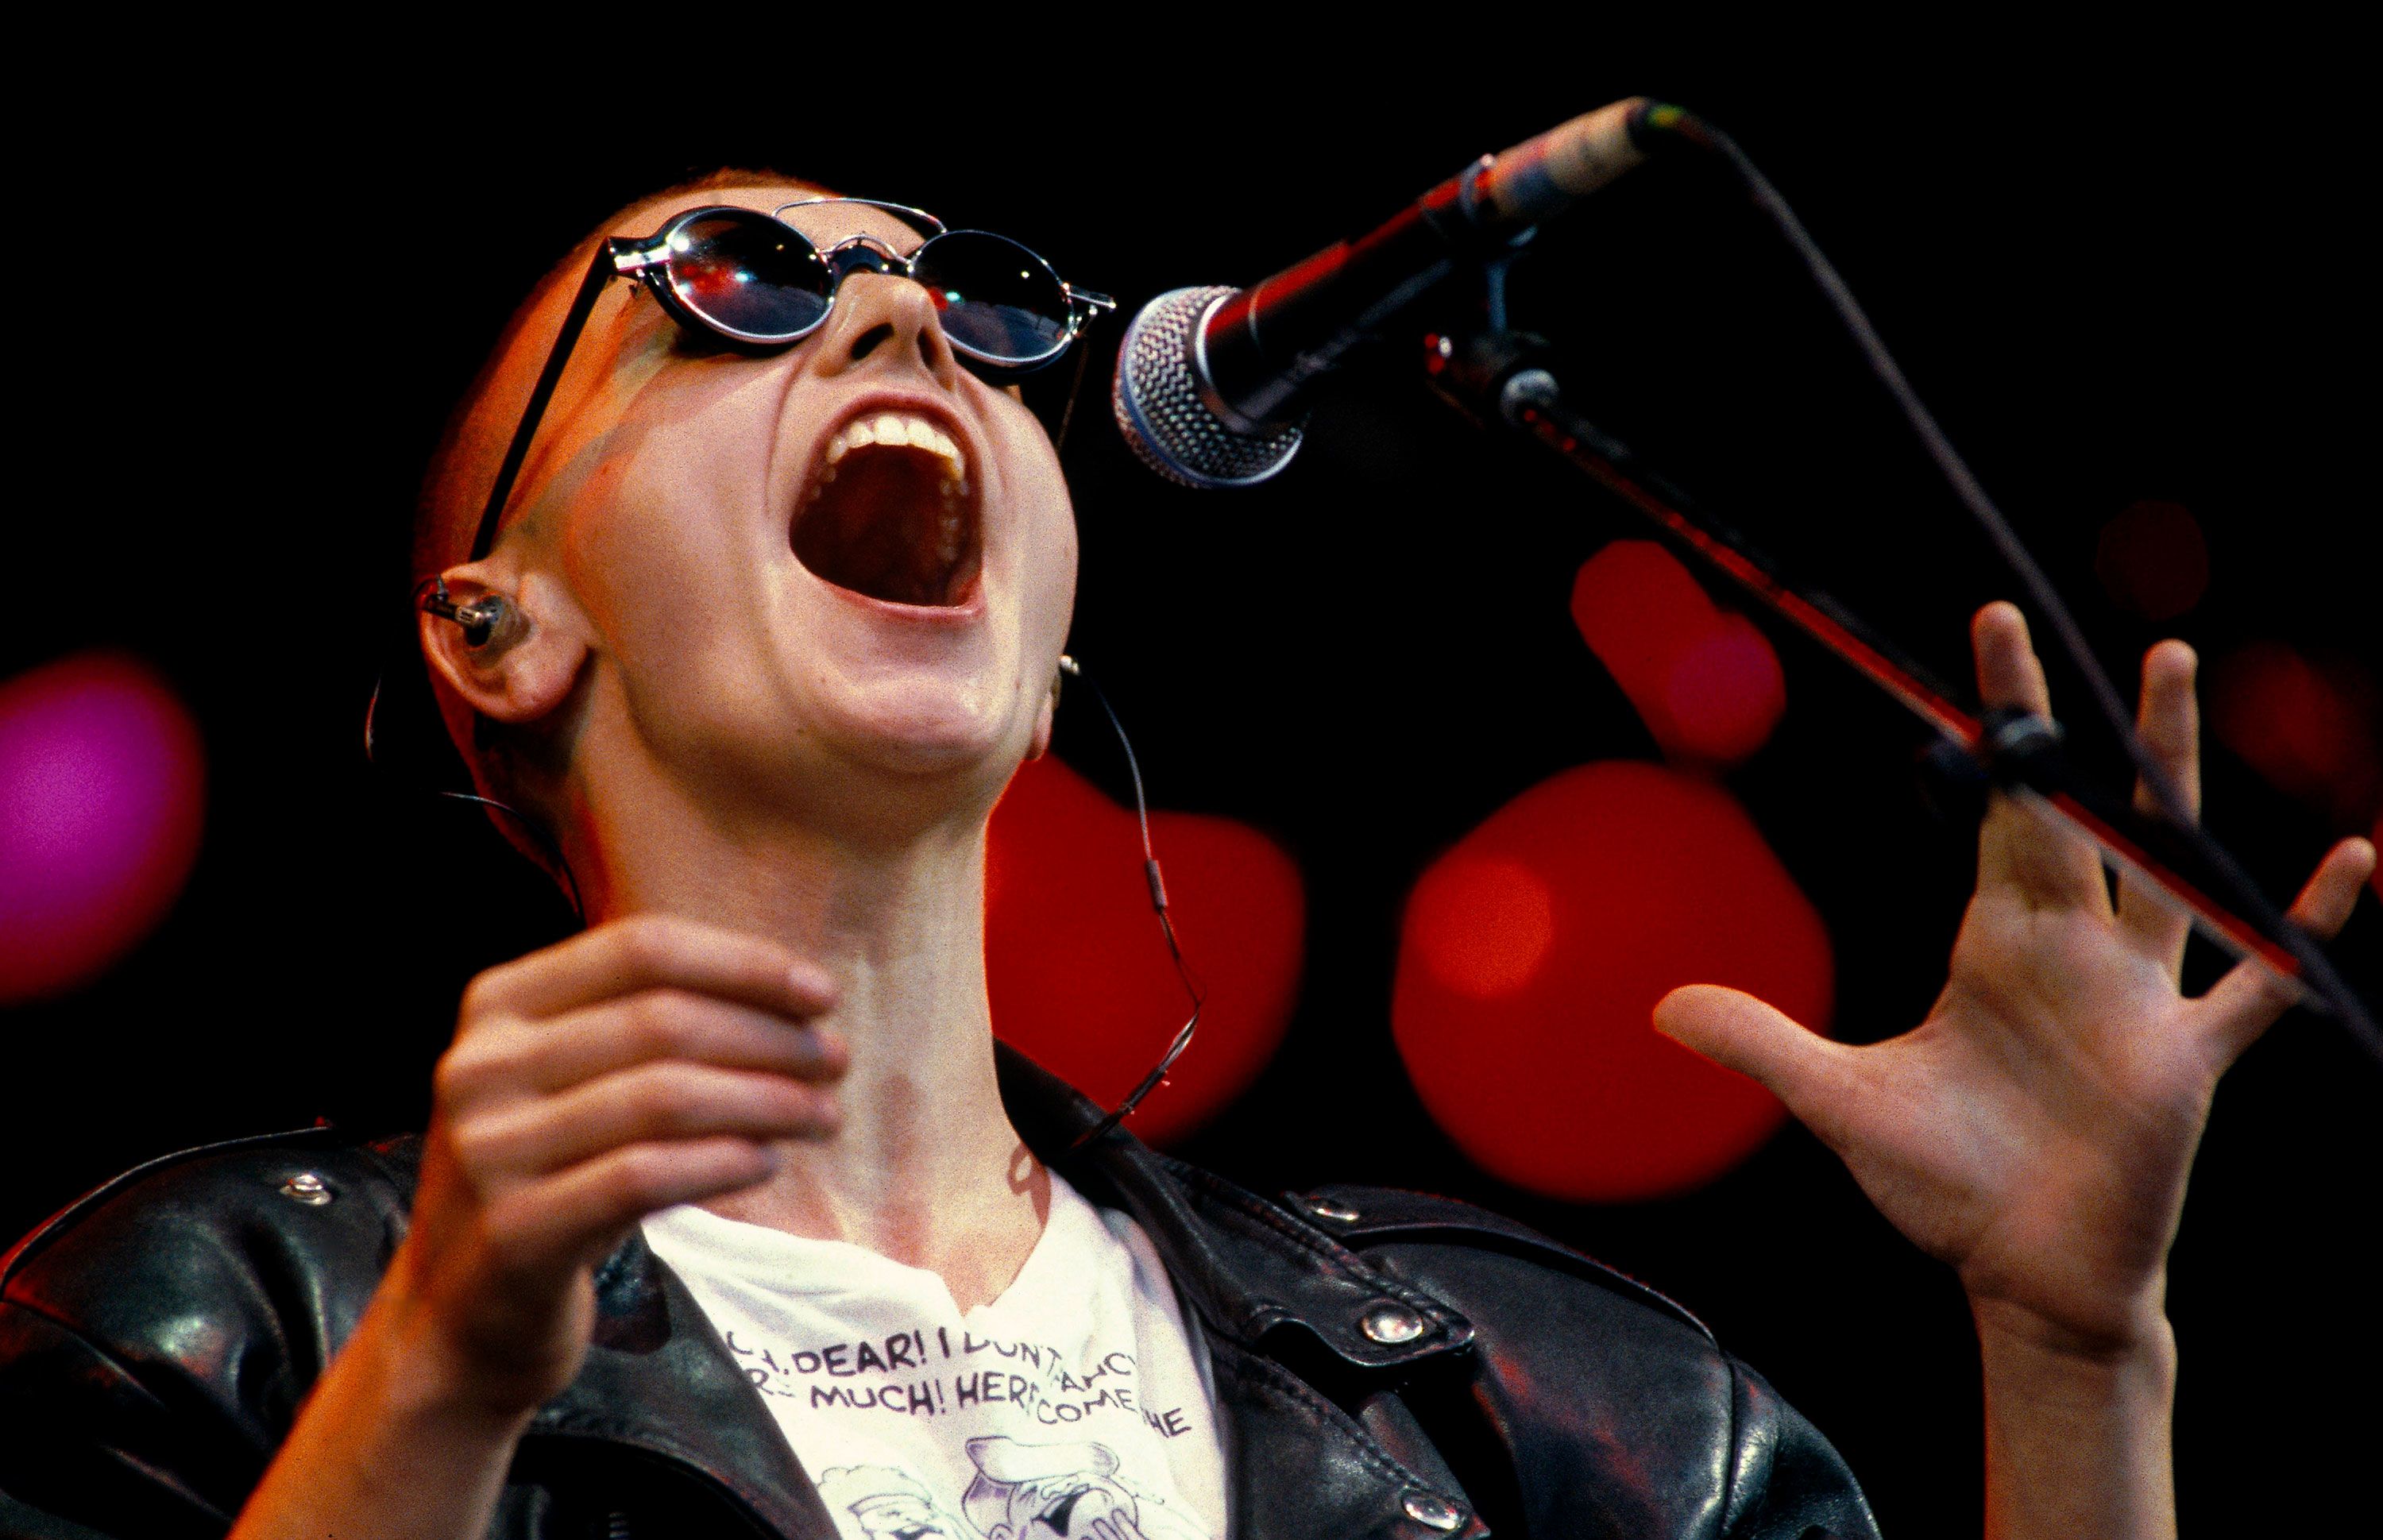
{"left": 665, "top": 212, "right": 830, "bottom": 339}
{"left": 910, "top": 231, "right": 1071, "bottom": 363}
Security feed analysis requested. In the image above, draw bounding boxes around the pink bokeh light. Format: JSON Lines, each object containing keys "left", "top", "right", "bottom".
{"left": 1572, "top": 541, "right": 1786, "bottom": 766}
{"left": 0, "top": 653, "right": 207, "bottom": 1002}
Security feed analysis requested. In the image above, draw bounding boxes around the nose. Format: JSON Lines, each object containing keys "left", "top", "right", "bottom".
{"left": 808, "top": 264, "right": 963, "bottom": 388}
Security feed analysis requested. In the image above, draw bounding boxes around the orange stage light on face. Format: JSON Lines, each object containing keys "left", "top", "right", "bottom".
{"left": 1571, "top": 541, "right": 1785, "bottom": 766}
{"left": 0, "top": 653, "right": 205, "bottom": 1002}
{"left": 1393, "top": 762, "right": 1833, "bottom": 1202}
{"left": 986, "top": 756, "right": 1304, "bottom": 1145}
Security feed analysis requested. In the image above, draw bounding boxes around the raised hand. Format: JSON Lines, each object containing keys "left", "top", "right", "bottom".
{"left": 384, "top": 915, "right": 847, "bottom": 1416}
{"left": 1655, "top": 602, "right": 2373, "bottom": 1355}
{"left": 231, "top": 915, "right": 848, "bottom": 1539}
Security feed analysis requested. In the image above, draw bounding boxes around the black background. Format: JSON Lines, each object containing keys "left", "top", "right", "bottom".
{"left": 7, "top": 35, "right": 2377, "bottom": 1534}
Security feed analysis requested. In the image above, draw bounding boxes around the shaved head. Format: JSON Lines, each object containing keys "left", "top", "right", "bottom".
{"left": 412, "top": 168, "right": 829, "bottom": 590}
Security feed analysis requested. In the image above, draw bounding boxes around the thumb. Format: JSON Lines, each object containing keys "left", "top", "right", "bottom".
{"left": 1655, "top": 984, "right": 1846, "bottom": 1123}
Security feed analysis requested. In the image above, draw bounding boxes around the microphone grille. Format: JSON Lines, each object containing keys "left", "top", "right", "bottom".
{"left": 1110, "top": 286, "right": 1304, "bottom": 488}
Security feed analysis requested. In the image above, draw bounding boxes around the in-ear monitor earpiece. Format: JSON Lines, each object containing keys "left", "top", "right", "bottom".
{"left": 417, "top": 577, "right": 516, "bottom": 649}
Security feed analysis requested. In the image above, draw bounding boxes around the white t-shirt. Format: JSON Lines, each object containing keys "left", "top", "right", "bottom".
{"left": 641, "top": 1173, "right": 1227, "bottom": 1540}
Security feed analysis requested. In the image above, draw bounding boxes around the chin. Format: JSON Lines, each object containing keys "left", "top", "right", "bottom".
{"left": 824, "top": 677, "right": 1026, "bottom": 786}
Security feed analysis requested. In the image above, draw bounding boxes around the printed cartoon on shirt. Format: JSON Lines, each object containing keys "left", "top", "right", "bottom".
{"left": 817, "top": 1443, "right": 1211, "bottom": 1540}
{"left": 960, "top": 1435, "right": 1210, "bottom": 1540}
{"left": 817, "top": 1464, "right": 972, "bottom": 1539}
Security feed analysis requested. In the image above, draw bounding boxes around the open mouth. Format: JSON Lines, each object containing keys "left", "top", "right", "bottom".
{"left": 792, "top": 407, "right": 982, "bottom": 608}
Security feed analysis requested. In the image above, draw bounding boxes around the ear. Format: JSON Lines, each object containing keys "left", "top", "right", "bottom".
{"left": 1025, "top": 678, "right": 1056, "bottom": 761}
{"left": 418, "top": 565, "right": 587, "bottom": 728}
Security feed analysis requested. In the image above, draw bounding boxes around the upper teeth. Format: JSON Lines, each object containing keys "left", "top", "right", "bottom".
{"left": 821, "top": 411, "right": 967, "bottom": 493}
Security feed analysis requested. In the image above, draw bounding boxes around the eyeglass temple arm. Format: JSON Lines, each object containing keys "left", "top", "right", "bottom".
{"left": 465, "top": 238, "right": 636, "bottom": 563}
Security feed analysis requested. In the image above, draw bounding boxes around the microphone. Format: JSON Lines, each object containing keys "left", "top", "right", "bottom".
{"left": 1112, "top": 98, "right": 1656, "bottom": 488}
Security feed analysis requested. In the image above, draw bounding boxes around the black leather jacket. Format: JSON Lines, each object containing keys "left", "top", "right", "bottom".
{"left": 0, "top": 1049, "right": 1879, "bottom": 1539}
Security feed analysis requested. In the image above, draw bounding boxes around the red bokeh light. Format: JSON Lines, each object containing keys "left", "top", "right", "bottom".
{"left": 1393, "top": 761, "right": 1833, "bottom": 1201}
{"left": 1408, "top": 855, "right": 1556, "bottom": 998}
{"left": 2093, "top": 500, "right": 2210, "bottom": 622}
{"left": 1571, "top": 541, "right": 1785, "bottom": 766}
{"left": 2209, "top": 642, "right": 2381, "bottom": 824}
{"left": 986, "top": 756, "right": 1304, "bottom": 1145}
{"left": 0, "top": 653, "right": 206, "bottom": 1002}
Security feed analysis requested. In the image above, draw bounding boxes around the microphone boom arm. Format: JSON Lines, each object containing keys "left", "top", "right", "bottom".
{"left": 1421, "top": 325, "right": 2381, "bottom": 1059}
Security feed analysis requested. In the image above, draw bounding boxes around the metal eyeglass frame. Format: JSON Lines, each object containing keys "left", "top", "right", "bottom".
{"left": 458, "top": 196, "right": 1115, "bottom": 566}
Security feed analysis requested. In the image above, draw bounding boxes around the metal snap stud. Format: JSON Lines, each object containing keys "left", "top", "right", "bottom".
{"left": 1401, "top": 1490, "right": 1465, "bottom": 1530}
{"left": 1304, "top": 1195, "right": 1361, "bottom": 1223}
{"left": 278, "top": 1171, "right": 332, "bottom": 1206}
{"left": 1361, "top": 1303, "right": 1426, "bottom": 1345}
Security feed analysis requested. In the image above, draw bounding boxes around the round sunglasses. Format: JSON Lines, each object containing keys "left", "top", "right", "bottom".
{"left": 628, "top": 198, "right": 1114, "bottom": 369}
{"left": 459, "top": 197, "right": 1114, "bottom": 564}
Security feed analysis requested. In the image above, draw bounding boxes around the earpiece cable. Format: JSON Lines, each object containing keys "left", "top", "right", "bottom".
{"left": 1060, "top": 656, "right": 1207, "bottom": 1149}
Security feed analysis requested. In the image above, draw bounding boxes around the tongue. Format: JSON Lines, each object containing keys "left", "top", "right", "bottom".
{"left": 794, "top": 450, "right": 967, "bottom": 607}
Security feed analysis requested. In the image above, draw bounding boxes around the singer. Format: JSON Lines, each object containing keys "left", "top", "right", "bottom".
{"left": 0, "top": 171, "right": 2369, "bottom": 1540}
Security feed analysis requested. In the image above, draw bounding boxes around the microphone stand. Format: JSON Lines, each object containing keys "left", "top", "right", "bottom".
{"left": 1418, "top": 322, "right": 2382, "bottom": 1059}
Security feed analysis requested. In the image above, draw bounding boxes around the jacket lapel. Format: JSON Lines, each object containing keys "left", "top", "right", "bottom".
{"left": 528, "top": 1229, "right": 840, "bottom": 1538}
{"left": 1207, "top": 1335, "right": 1490, "bottom": 1539}
{"left": 1002, "top": 1049, "right": 1490, "bottom": 1540}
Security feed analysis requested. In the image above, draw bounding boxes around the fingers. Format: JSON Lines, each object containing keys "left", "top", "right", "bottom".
{"left": 1971, "top": 603, "right": 2107, "bottom": 909}
{"left": 2115, "top": 640, "right": 2201, "bottom": 971}
{"left": 431, "top": 955, "right": 849, "bottom": 1251}
{"left": 1655, "top": 985, "right": 1853, "bottom": 1145}
{"left": 492, "top": 1137, "right": 786, "bottom": 1276}
{"left": 441, "top": 993, "right": 846, "bottom": 1106}
{"left": 393, "top": 917, "right": 847, "bottom": 1412}
{"left": 1972, "top": 600, "right": 2053, "bottom": 718}
{"left": 422, "top": 916, "right": 846, "bottom": 1301}
{"left": 2127, "top": 640, "right": 2202, "bottom": 819}
{"left": 2200, "top": 836, "right": 2377, "bottom": 1063}
{"left": 462, "top": 913, "right": 836, "bottom": 1026}
{"left": 456, "top": 1060, "right": 840, "bottom": 1178}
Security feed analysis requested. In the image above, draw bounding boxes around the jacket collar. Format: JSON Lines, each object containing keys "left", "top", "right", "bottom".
{"left": 996, "top": 1047, "right": 1475, "bottom": 1373}
{"left": 527, "top": 1043, "right": 1481, "bottom": 1538}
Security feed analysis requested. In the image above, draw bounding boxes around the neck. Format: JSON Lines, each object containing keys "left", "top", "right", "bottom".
{"left": 558, "top": 712, "right": 1049, "bottom": 1311}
